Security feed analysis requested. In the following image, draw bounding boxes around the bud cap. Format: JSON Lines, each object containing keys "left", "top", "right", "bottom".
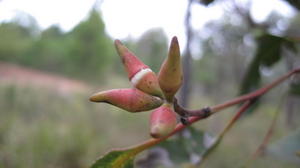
{"left": 115, "top": 39, "right": 163, "bottom": 97}
{"left": 114, "top": 40, "right": 148, "bottom": 79}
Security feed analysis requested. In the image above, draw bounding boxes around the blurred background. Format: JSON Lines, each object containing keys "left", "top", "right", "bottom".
{"left": 0, "top": 0, "right": 300, "bottom": 167}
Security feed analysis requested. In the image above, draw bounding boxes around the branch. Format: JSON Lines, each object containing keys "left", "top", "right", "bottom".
{"left": 142, "top": 68, "right": 299, "bottom": 152}
{"left": 242, "top": 90, "right": 286, "bottom": 168}
{"left": 198, "top": 100, "right": 255, "bottom": 167}
{"left": 174, "top": 68, "right": 300, "bottom": 122}
{"left": 251, "top": 100, "right": 281, "bottom": 158}
{"left": 92, "top": 68, "right": 300, "bottom": 167}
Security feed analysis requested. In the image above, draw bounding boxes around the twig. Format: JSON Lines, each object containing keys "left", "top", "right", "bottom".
{"left": 174, "top": 68, "right": 300, "bottom": 121}
{"left": 251, "top": 100, "right": 282, "bottom": 157}
{"left": 241, "top": 89, "right": 286, "bottom": 168}
{"left": 198, "top": 100, "right": 255, "bottom": 167}
{"left": 141, "top": 68, "right": 299, "bottom": 154}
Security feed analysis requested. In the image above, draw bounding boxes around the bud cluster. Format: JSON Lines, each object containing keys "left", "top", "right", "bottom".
{"left": 90, "top": 36, "right": 183, "bottom": 138}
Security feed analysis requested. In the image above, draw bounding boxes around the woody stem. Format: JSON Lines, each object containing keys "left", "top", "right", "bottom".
{"left": 174, "top": 68, "right": 300, "bottom": 119}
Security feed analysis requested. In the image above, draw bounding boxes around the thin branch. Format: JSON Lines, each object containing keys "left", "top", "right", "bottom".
{"left": 137, "top": 68, "right": 300, "bottom": 155}
{"left": 251, "top": 100, "right": 282, "bottom": 157}
{"left": 242, "top": 89, "right": 286, "bottom": 168}
{"left": 198, "top": 100, "right": 255, "bottom": 167}
{"left": 174, "top": 68, "right": 300, "bottom": 120}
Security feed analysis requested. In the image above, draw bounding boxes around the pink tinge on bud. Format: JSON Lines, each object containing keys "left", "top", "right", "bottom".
{"left": 89, "top": 88, "right": 163, "bottom": 112}
{"left": 150, "top": 104, "right": 177, "bottom": 138}
{"left": 131, "top": 68, "right": 163, "bottom": 98}
{"left": 158, "top": 36, "right": 182, "bottom": 102}
{"left": 114, "top": 40, "right": 149, "bottom": 79}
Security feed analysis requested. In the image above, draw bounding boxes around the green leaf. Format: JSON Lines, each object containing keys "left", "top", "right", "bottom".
{"left": 90, "top": 149, "right": 135, "bottom": 168}
{"left": 240, "top": 33, "right": 297, "bottom": 115}
{"left": 241, "top": 34, "right": 297, "bottom": 94}
{"left": 156, "top": 127, "right": 205, "bottom": 166}
{"left": 90, "top": 137, "right": 167, "bottom": 168}
{"left": 241, "top": 34, "right": 283, "bottom": 94}
{"left": 267, "top": 129, "right": 300, "bottom": 164}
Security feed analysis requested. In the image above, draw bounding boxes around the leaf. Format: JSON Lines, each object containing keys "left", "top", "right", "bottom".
{"left": 90, "top": 137, "right": 168, "bottom": 168}
{"left": 240, "top": 33, "right": 297, "bottom": 114}
{"left": 90, "top": 119, "right": 208, "bottom": 168}
{"left": 90, "top": 149, "right": 135, "bottom": 168}
{"left": 155, "top": 127, "right": 206, "bottom": 166}
{"left": 241, "top": 34, "right": 282, "bottom": 94}
{"left": 267, "top": 129, "right": 300, "bottom": 164}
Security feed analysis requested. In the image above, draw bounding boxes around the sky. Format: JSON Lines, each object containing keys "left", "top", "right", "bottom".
{"left": 0, "top": 0, "right": 296, "bottom": 43}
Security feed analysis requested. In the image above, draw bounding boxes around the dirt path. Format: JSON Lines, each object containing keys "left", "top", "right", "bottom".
{"left": 0, "top": 62, "right": 92, "bottom": 94}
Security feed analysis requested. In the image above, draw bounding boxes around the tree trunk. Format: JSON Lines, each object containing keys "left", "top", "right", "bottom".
{"left": 179, "top": 0, "right": 193, "bottom": 108}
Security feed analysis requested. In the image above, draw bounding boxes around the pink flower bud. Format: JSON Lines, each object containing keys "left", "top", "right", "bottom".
{"left": 150, "top": 103, "right": 177, "bottom": 138}
{"left": 89, "top": 88, "right": 163, "bottom": 112}
{"left": 115, "top": 40, "right": 163, "bottom": 97}
{"left": 114, "top": 40, "right": 148, "bottom": 79}
{"left": 158, "top": 36, "right": 183, "bottom": 102}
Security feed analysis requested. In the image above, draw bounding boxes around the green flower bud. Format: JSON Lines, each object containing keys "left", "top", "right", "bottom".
{"left": 158, "top": 36, "right": 183, "bottom": 102}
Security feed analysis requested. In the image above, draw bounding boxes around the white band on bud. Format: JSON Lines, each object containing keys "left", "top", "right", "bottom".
{"left": 131, "top": 68, "right": 152, "bottom": 86}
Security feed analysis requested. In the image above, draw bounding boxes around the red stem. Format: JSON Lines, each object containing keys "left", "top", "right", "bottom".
{"left": 175, "top": 68, "right": 300, "bottom": 117}
{"left": 103, "top": 68, "right": 300, "bottom": 163}
{"left": 211, "top": 68, "right": 300, "bottom": 113}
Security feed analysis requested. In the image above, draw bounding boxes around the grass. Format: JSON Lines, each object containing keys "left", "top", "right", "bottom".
{"left": 0, "top": 81, "right": 150, "bottom": 168}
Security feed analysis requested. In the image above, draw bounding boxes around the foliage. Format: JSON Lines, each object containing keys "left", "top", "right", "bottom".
{"left": 0, "top": 82, "right": 151, "bottom": 168}
{"left": 91, "top": 150, "right": 135, "bottom": 168}
{"left": 0, "top": 9, "right": 115, "bottom": 82}
{"left": 24, "top": 25, "right": 68, "bottom": 72}
{"left": 240, "top": 34, "right": 297, "bottom": 94}
{"left": 66, "top": 9, "right": 114, "bottom": 80}
{"left": 0, "top": 22, "right": 34, "bottom": 62}
{"left": 89, "top": 127, "right": 206, "bottom": 168}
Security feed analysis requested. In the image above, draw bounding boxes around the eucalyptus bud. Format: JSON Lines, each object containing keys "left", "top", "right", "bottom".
{"left": 150, "top": 103, "right": 177, "bottom": 138}
{"left": 158, "top": 36, "right": 182, "bottom": 102}
{"left": 115, "top": 40, "right": 163, "bottom": 97}
{"left": 90, "top": 88, "right": 163, "bottom": 112}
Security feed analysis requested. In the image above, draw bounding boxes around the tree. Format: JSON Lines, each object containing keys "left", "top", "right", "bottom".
{"left": 67, "top": 9, "right": 114, "bottom": 80}
{"left": 24, "top": 25, "right": 67, "bottom": 72}
{"left": 0, "top": 22, "right": 34, "bottom": 62}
